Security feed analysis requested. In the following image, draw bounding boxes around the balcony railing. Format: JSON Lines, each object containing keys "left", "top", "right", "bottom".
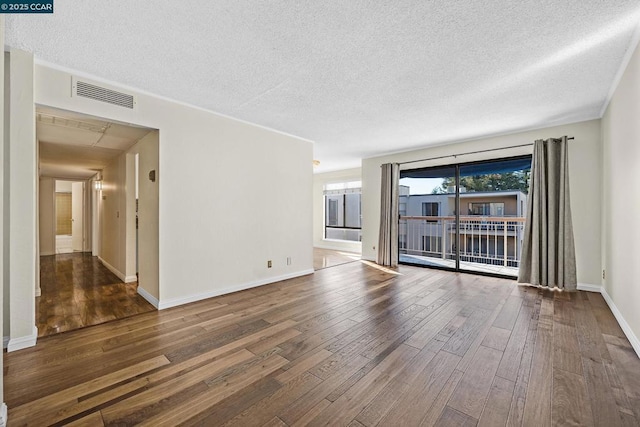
{"left": 399, "top": 216, "right": 526, "bottom": 271}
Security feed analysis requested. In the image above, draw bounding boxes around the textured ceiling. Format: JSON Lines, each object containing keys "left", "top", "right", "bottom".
{"left": 8, "top": 1, "right": 640, "bottom": 172}
{"left": 37, "top": 107, "right": 152, "bottom": 179}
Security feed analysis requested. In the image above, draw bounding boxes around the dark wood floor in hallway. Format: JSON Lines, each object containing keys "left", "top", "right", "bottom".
{"left": 37, "top": 253, "right": 156, "bottom": 337}
{"left": 8, "top": 261, "right": 640, "bottom": 426}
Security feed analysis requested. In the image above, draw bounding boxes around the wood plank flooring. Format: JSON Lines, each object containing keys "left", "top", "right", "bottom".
{"left": 7, "top": 261, "right": 640, "bottom": 426}
{"left": 313, "top": 248, "right": 360, "bottom": 270}
{"left": 37, "top": 253, "right": 156, "bottom": 337}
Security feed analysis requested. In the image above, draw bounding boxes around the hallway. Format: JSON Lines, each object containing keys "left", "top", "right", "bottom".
{"left": 37, "top": 253, "right": 155, "bottom": 337}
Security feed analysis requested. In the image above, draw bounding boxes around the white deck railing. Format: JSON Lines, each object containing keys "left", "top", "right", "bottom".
{"left": 399, "top": 216, "right": 526, "bottom": 268}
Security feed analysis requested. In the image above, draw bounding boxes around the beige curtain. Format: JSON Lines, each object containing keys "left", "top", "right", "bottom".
{"left": 518, "top": 137, "right": 577, "bottom": 290}
{"left": 377, "top": 163, "right": 399, "bottom": 267}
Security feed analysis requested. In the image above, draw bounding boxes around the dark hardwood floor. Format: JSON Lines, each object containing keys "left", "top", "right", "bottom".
{"left": 8, "top": 261, "right": 640, "bottom": 426}
{"left": 37, "top": 253, "right": 156, "bottom": 337}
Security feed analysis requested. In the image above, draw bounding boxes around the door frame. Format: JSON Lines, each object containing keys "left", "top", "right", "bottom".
{"left": 398, "top": 154, "right": 532, "bottom": 280}
{"left": 51, "top": 179, "right": 92, "bottom": 253}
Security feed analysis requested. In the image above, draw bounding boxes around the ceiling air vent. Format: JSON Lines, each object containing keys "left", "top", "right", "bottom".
{"left": 72, "top": 77, "right": 136, "bottom": 110}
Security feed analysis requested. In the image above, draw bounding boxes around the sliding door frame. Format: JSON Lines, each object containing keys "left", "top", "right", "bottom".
{"left": 398, "top": 154, "right": 532, "bottom": 280}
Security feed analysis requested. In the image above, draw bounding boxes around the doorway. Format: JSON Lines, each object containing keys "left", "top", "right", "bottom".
{"left": 398, "top": 155, "right": 532, "bottom": 278}
{"left": 54, "top": 180, "right": 85, "bottom": 253}
{"left": 37, "top": 106, "right": 159, "bottom": 336}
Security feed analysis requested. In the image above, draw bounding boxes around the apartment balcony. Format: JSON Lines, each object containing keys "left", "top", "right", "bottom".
{"left": 399, "top": 216, "right": 526, "bottom": 277}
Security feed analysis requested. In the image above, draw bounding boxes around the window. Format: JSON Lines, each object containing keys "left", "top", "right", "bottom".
{"left": 344, "top": 193, "right": 361, "bottom": 228}
{"left": 324, "top": 182, "right": 362, "bottom": 242}
{"left": 399, "top": 155, "right": 531, "bottom": 278}
{"left": 470, "top": 203, "right": 490, "bottom": 215}
{"left": 55, "top": 192, "right": 72, "bottom": 235}
{"left": 325, "top": 181, "right": 362, "bottom": 191}
{"left": 327, "top": 199, "right": 339, "bottom": 226}
{"left": 469, "top": 202, "right": 504, "bottom": 216}
{"left": 422, "top": 202, "right": 438, "bottom": 216}
{"left": 422, "top": 202, "right": 439, "bottom": 222}
{"left": 399, "top": 202, "right": 407, "bottom": 217}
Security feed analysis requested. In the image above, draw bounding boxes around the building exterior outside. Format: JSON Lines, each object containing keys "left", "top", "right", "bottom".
{"left": 322, "top": 181, "right": 527, "bottom": 274}
{"left": 399, "top": 186, "right": 527, "bottom": 272}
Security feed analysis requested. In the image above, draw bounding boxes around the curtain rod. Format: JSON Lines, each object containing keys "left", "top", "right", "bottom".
{"left": 398, "top": 136, "right": 574, "bottom": 166}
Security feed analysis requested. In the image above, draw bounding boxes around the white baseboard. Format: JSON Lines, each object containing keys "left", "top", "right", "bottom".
{"left": 137, "top": 286, "right": 159, "bottom": 309}
{"left": 600, "top": 287, "right": 640, "bottom": 358}
{"left": 2, "top": 336, "right": 9, "bottom": 349}
{"left": 35, "top": 286, "right": 41, "bottom": 297}
{"left": 7, "top": 326, "right": 38, "bottom": 352}
{"left": 98, "top": 256, "right": 132, "bottom": 283}
{"left": 577, "top": 283, "right": 640, "bottom": 358}
{"left": 0, "top": 402, "right": 7, "bottom": 427}
{"left": 577, "top": 283, "right": 602, "bottom": 293}
{"left": 158, "top": 269, "right": 314, "bottom": 310}
{"left": 40, "top": 250, "right": 55, "bottom": 256}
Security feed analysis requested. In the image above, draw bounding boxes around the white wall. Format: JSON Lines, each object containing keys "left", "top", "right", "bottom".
{"left": 55, "top": 180, "right": 72, "bottom": 192}
{"left": 38, "top": 177, "right": 55, "bottom": 255}
{"left": 0, "top": 16, "right": 7, "bottom": 421}
{"left": 31, "top": 63, "right": 313, "bottom": 310}
{"left": 313, "top": 168, "right": 362, "bottom": 253}
{"left": 127, "top": 132, "right": 159, "bottom": 303}
{"left": 601, "top": 39, "right": 640, "bottom": 352}
{"left": 2, "top": 52, "right": 8, "bottom": 342}
{"left": 100, "top": 151, "right": 133, "bottom": 281}
{"left": 7, "top": 49, "right": 37, "bottom": 351}
{"left": 362, "top": 119, "right": 603, "bottom": 286}
{"left": 100, "top": 157, "right": 120, "bottom": 269}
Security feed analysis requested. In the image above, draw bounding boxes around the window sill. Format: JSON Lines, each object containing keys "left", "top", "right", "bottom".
{"left": 322, "top": 239, "right": 362, "bottom": 245}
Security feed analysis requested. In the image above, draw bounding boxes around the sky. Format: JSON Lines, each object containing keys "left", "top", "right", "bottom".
{"left": 399, "top": 177, "right": 447, "bottom": 195}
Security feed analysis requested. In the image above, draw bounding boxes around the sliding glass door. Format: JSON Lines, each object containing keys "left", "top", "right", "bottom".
{"left": 399, "top": 156, "right": 532, "bottom": 278}
{"left": 457, "top": 157, "right": 531, "bottom": 276}
{"left": 399, "top": 165, "right": 457, "bottom": 270}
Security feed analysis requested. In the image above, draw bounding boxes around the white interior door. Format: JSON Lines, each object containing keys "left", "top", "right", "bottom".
{"left": 71, "top": 182, "right": 84, "bottom": 251}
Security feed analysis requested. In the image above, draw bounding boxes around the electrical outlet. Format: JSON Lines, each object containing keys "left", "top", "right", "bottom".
{"left": 287, "top": 257, "right": 291, "bottom": 265}
{"left": 602, "top": 269, "right": 605, "bottom": 280}
{"left": 268, "top": 260, "right": 272, "bottom": 268}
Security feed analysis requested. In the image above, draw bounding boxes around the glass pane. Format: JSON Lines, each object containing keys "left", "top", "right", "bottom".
{"left": 458, "top": 157, "right": 531, "bottom": 276}
{"left": 398, "top": 166, "right": 456, "bottom": 270}
{"left": 325, "top": 196, "right": 341, "bottom": 226}
{"left": 324, "top": 188, "right": 362, "bottom": 242}
{"left": 344, "top": 193, "right": 361, "bottom": 228}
